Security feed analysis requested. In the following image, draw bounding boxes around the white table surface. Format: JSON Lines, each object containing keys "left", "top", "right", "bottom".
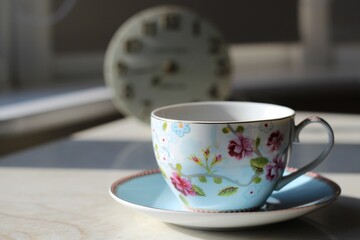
{"left": 1, "top": 111, "right": 360, "bottom": 239}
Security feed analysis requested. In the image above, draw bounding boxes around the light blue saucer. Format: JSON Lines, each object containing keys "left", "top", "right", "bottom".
{"left": 110, "top": 169, "right": 341, "bottom": 229}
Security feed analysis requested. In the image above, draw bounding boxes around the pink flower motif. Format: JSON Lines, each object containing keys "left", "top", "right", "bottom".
{"left": 266, "top": 154, "right": 286, "bottom": 181}
{"left": 157, "top": 132, "right": 171, "bottom": 147}
{"left": 228, "top": 134, "right": 254, "bottom": 160}
{"left": 211, "top": 154, "right": 224, "bottom": 167}
{"left": 215, "top": 154, "right": 223, "bottom": 162}
{"left": 267, "top": 130, "right": 284, "bottom": 152}
{"left": 189, "top": 155, "right": 202, "bottom": 165}
{"left": 170, "top": 172, "right": 196, "bottom": 196}
{"left": 159, "top": 149, "right": 170, "bottom": 161}
{"left": 202, "top": 147, "right": 210, "bottom": 159}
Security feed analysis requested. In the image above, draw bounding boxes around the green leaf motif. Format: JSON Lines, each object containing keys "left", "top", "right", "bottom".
{"left": 176, "top": 163, "right": 182, "bottom": 173}
{"left": 162, "top": 122, "right": 167, "bottom": 131}
{"left": 192, "top": 185, "right": 206, "bottom": 196}
{"left": 253, "top": 167, "right": 263, "bottom": 175}
{"left": 198, "top": 175, "right": 207, "bottom": 183}
{"left": 255, "top": 137, "right": 261, "bottom": 148}
{"left": 251, "top": 157, "right": 269, "bottom": 168}
{"left": 253, "top": 176, "right": 262, "bottom": 184}
{"left": 250, "top": 157, "right": 268, "bottom": 175}
{"left": 222, "top": 127, "right": 230, "bottom": 134}
{"left": 160, "top": 167, "right": 167, "bottom": 179}
{"left": 236, "top": 125, "right": 244, "bottom": 133}
{"left": 218, "top": 186, "right": 238, "bottom": 196}
{"left": 179, "top": 194, "right": 189, "bottom": 206}
{"left": 213, "top": 177, "right": 222, "bottom": 184}
{"left": 154, "top": 144, "right": 160, "bottom": 160}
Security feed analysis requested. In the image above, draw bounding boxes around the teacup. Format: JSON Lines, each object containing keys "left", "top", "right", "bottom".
{"left": 151, "top": 101, "right": 334, "bottom": 212}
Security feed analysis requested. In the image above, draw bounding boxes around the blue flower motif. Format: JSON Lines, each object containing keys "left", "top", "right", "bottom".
{"left": 171, "top": 122, "right": 190, "bottom": 137}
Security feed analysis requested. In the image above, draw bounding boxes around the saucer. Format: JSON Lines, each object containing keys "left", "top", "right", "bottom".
{"left": 109, "top": 168, "right": 341, "bottom": 230}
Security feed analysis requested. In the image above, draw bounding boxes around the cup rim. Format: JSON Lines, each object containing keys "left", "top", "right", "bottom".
{"left": 151, "top": 101, "right": 296, "bottom": 124}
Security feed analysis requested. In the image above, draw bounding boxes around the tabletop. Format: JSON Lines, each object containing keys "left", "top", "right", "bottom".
{"left": 1, "top": 111, "right": 360, "bottom": 239}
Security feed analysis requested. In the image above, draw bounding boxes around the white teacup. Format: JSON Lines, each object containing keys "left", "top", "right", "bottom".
{"left": 151, "top": 101, "right": 334, "bottom": 212}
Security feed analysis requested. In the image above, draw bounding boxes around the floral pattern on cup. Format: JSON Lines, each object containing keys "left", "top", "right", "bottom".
{"left": 266, "top": 154, "right": 286, "bottom": 181}
{"left": 243, "top": 185, "right": 262, "bottom": 199}
{"left": 170, "top": 172, "right": 196, "bottom": 196}
{"left": 151, "top": 102, "right": 334, "bottom": 212}
{"left": 171, "top": 122, "right": 190, "bottom": 137}
{"left": 260, "top": 121, "right": 273, "bottom": 133}
{"left": 153, "top": 120, "right": 287, "bottom": 203}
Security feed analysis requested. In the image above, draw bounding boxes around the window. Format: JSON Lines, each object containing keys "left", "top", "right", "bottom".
{"left": 1, "top": 0, "right": 359, "bottom": 145}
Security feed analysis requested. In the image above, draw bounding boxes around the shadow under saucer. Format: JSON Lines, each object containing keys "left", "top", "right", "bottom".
{"left": 305, "top": 196, "right": 360, "bottom": 239}
{"left": 166, "top": 196, "right": 360, "bottom": 239}
{"left": 166, "top": 218, "right": 331, "bottom": 239}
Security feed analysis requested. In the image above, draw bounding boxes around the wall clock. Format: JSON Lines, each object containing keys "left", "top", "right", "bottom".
{"left": 104, "top": 5, "right": 232, "bottom": 122}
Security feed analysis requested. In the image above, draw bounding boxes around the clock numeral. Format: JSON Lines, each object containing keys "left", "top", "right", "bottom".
{"left": 208, "top": 37, "right": 223, "bottom": 55}
{"left": 209, "top": 84, "right": 219, "bottom": 99}
{"left": 143, "top": 21, "right": 157, "bottom": 36}
{"left": 151, "top": 75, "right": 162, "bottom": 87}
{"left": 142, "top": 99, "right": 152, "bottom": 108}
{"left": 215, "top": 58, "right": 231, "bottom": 77}
{"left": 192, "top": 19, "right": 201, "bottom": 36}
{"left": 117, "top": 61, "right": 127, "bottom": 75}
{"left": 141, "top": 99, "right": 153, "bottom": 119}
{"left": 163, "top": 13, "right": 181, "bottom": 31}
{"left": 162, "top": 59, "right": 178, "bottom": 74}
{"left": 124, "top": 39, "right": 142, "bottom": 53}
{"left": 123, "top": 84, "right": 134, "bottom": 99}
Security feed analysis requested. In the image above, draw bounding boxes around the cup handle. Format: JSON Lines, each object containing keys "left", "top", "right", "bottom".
{"left": 274, "top": 116, "right": 334, "bottom": 191}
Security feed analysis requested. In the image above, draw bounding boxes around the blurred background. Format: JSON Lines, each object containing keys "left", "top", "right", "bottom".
{"left": 0, "top": 0, "right": 359, "bottom": 155}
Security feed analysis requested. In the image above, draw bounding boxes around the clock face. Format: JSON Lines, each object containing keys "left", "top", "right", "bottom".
{"left": 104, "top": 5, "right": 232, "bottom": 122}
